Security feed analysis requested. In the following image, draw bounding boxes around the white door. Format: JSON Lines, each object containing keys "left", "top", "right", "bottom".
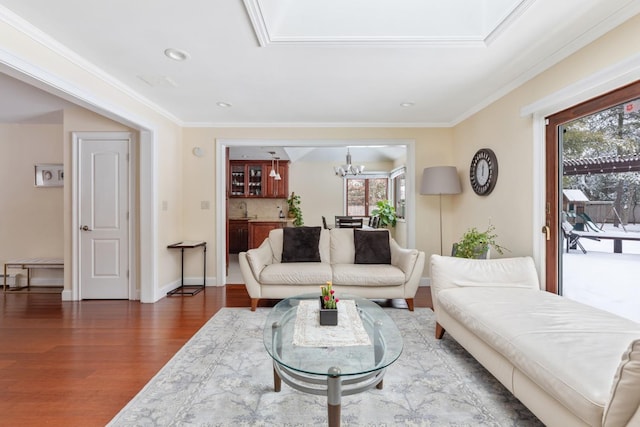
{"left": 78, "top": 134, "right": 130, "bottom": 299}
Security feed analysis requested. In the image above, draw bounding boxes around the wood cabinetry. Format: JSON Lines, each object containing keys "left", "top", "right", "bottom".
{"left": 230, "top": 162, "right": 264, "bottom": 197}
{"left": 265, "top": 162, "right": 289, "bottom": 198}
{"left": 249, "top": 221, "right": 287, "bottom": 249}
{"left": 229, "top": 161, "right": 289, "bottom": 198}
{"left": 228, "top": 219, "right": 249, "bottom": 253}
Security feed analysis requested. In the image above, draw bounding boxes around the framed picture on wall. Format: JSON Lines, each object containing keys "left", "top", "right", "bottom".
{"left": 34, "top": 164, "right": 63, "bottom": 187}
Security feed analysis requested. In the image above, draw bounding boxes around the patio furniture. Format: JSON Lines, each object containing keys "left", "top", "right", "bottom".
{"left": 561, "top": 220, "right": 587, "bottom": 254}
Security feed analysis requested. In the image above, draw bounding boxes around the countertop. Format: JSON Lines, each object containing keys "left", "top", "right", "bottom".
{"left": 229, "top": 217, "right": 293, "bottom": 223}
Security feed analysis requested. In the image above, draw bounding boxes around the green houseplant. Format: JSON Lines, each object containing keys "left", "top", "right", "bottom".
{"left": 371, "top": 200, "right": 397, "bottom": 228}
{"left": 286, "top": 192, "right": 304, "bottom": 227}
{"left": 452, "top": 224, "right": 507, "bottom": 259}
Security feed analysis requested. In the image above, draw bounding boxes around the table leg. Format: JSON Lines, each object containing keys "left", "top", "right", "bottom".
{"left": 273, "top": 365, "right": 281, "bottom": 392}
{"left": 327, "top": 367, "right": 342, "bottom": 427}
{"left": 180, "top": 247, "right": 185, "bottom": 286}
{"left": 614, "top": 239, "right": 622, "bottom": 253}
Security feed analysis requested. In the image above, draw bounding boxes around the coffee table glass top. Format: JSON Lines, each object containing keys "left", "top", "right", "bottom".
{"left": 263, "top": 294, "right": 403, "bottom": 377}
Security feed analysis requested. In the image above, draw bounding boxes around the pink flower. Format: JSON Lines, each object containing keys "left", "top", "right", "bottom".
{"left": 324, "top": 295, "right": 330, "bottom": 301}
{"left": 330, "top": 290, "right": 335, "bottom": 295}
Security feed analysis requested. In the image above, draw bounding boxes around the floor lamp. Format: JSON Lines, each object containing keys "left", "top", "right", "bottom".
{"left": 420, "top": 166, "right": 462, "bottom": 255}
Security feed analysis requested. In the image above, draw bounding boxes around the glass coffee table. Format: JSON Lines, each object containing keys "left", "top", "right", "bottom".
{"left": 263, "top": 294, "right": 403, "bottom": 427}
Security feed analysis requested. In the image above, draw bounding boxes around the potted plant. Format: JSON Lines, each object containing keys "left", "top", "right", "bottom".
{"left": 371, "top": 200, "right": 397, "bottom": 228}
{"left": 286, "top": 192, "right": 304, "bottom": 227}
{"left": 452, "top": 224, "right": 507, "bottom": 259}
{"left": 319, "top": 281, "right": 339, "bottom": 325}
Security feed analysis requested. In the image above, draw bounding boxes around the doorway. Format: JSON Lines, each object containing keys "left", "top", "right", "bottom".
{"left": 545, "top": 81, "right": 640, "bottom": 322}
{"left": 215, "top": 139, "right": 416, "bottom": 288}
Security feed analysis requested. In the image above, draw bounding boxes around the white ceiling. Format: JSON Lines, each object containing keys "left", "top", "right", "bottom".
{"left": 0, "top": 0, "right": 639, "bottom": 129}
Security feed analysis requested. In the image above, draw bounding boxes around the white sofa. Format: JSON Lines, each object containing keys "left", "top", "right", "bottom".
{"left": 430, "top": 254, "right": 640, "bottom": 427}
{"left": 239, "top": 227, "right": 425, "bottom": 311}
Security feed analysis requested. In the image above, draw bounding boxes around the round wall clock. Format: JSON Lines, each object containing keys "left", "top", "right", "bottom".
{"left": 469, "top": 148, "right": 498, "bottom": 196}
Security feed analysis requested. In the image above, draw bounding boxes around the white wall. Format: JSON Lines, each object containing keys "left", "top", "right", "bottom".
{"left": 0, "top": 123, "right": 64, "bottom": 284}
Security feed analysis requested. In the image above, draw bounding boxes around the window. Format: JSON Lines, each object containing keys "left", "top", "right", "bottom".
{"left": 346, "top": 176, "right": 388, "bottom": 216}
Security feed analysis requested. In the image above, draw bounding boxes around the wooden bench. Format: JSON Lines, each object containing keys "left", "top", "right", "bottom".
{"left": 572, "top": 230, "right": 640, "bottom": 253}
{"left": 3, "top": 258, "right": 64, "bottom": 292}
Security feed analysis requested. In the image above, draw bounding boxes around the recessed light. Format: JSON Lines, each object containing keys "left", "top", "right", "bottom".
{"left": 400, "top": 102, "right": 415, "bottom": 108}
{"left": 216, "top": 102, "right": 232, "bottom": 108}
{"left": 164, "top": 48, "right": 190, "bottom": 61}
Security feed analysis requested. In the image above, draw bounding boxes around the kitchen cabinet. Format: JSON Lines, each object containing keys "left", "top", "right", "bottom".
{"left": 229, "top": 162, "right": 264, "bottom": 197}
{"left": 229, "top": 161, "right": 289, "bottom": 198}
{"left": 228, "top": 219, "right": 249, "bottom": 253}
{"left": 249, "top": 221, "right": 288, "bottom": 249}
{"left": 265, "top": 161, "right": 289, "bottom": 198}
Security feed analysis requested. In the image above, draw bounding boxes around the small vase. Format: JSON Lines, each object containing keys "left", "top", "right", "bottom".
{"left": 319, "top": 296, "right": 338, "bottom": 326}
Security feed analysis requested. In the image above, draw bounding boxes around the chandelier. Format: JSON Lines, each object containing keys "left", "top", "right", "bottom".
{"left": 334, "top": 148, "right": 364, "bottom": 177}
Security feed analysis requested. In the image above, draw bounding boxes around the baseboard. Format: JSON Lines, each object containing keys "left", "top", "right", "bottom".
{"left": 419, "top": 277, "right": 431, "bottom": 287}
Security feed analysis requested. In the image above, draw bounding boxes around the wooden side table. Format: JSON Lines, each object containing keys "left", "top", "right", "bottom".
{"left": 166, "top": 241, "right": 206, "bottom": 296}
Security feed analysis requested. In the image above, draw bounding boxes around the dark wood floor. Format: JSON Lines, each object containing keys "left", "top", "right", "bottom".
{"left": 0, "top": 285, "right": 432, "bottom": 426}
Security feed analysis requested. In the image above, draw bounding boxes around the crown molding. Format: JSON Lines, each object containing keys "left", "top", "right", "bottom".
{"left": 0, "top": 5, "right": 183, "bottom": 126}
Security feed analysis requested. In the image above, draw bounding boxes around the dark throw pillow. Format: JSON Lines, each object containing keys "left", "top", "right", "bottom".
{"left": 354, "top": 229, "right": 391, "bottom": 264}
{"left": 282, "top": 226, "right": 322, "bottom": 262}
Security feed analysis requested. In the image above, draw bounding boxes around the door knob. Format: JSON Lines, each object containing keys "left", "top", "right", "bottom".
{"left": 81, "top": 225, "right": 92, "bottom": 231}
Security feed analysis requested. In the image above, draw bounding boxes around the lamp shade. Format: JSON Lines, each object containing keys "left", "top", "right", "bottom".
{"left": 420, "top": 166, "right": 462, "bottom": 195}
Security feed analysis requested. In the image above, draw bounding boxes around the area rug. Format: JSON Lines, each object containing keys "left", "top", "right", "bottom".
{"left": 108, "top": 307, "right": 543, "bottom": 426}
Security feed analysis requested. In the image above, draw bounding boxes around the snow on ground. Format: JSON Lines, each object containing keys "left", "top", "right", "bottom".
{"left": 562, "top": 223, "right": 640, "bottom": 323}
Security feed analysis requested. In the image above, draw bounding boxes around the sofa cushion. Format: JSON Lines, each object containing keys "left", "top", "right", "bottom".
{"left": 332, "top": 264, "right": 405, "bottom": 286}
{"left": 354, "top": 229, "right": 391, "bottom": 264}
{"left": 282, "top": 226, "right": 321, "bottom": 262}
{"left": 438, "top": 287, "right": 640, "bottom": 426}
{"left": 603, "top": 339, "right": 640, "bottom": 427}
{"left": 259, "top": 262, "right": 332, "bottom": 285}
{"left": 269, "top": 228, "right": 331, "bottom": 263}
{"left": 330, "top": 228, "right": 355, "bottom": 264}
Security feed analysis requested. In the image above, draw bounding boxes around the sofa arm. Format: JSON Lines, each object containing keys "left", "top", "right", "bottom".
{"left": 603, "top": 339, "right": 640, "bottom": 427}
{"left": 390, "top": 239, "right": 419, "bottom": 278}
{"left": 245, "top": 239, "right": 273, "bottom": 277}
{"left": 238, "top": 240, "right": 274, "bottom": 299}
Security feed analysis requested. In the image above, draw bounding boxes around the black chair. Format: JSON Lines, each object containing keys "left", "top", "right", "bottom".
{"left": 561, "top": 220, "right": 587, "bottom": 254}
{"left": 322, "top": 216, "right": 331, "bottom": 229}
{"left": 335, "top": 216, "right": 363, "bottom": 228}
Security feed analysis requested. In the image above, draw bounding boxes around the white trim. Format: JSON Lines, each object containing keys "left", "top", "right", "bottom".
{"left": 138, "top": 131, "right": 158, "bottom": 303}
{"left": 532, "top": 113, "right": 546, "bottom": 286}
{"left": 0, "top": 51, "right": 157, "bottom": 304}
{"left": 0, "top": 5, "right": 183, "bottom": 126}
{"left": 526, "top": 52, "right": 640, "bottom": 285}
{"left": 521, "top": 53, "right": 640, "bottom": 118}
{"left": 183, "top": 121, "right": 454, "bottom": 128}
{"left": 215, "top": 139, "right": 416, "bottom": 288}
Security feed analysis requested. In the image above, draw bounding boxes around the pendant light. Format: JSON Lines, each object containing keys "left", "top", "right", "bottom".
{"left": 268, "top": 151, "right": 277, "bottom": 177}
{"left": 274, "top": 157, "right": 282, "bottom": 181}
